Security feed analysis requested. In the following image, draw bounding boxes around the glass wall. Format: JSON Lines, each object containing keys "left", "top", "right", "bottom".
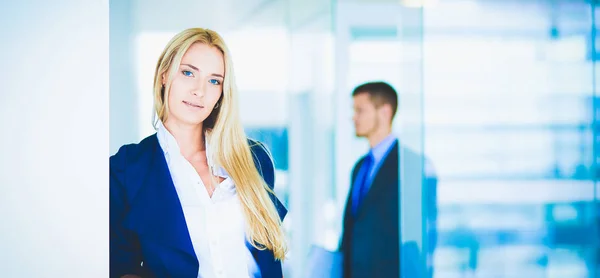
{"left": 326, "top": 0, "right": 599, "bottom": 277}
{"left": 414, "top": 1, "right": 598, "bottom": 277}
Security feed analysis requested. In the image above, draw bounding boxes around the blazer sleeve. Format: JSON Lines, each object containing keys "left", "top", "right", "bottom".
{"left": 110, "top": 146, "right": 144, "bottom": 277}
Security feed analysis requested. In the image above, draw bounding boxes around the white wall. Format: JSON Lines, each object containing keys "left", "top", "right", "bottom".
{"left": 0, "top": 1, "right": 109, "bottom": 277}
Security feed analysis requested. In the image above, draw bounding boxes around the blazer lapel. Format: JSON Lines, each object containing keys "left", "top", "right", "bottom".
{"left": 123, "top": 134, "right": 198, "bottom": 274}
{"left": 124, "top": 135, "right": 287, "bottom": 277}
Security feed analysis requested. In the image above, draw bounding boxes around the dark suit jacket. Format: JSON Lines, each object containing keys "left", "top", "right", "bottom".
{"left": 110, "top": 134, "right": 287, "bottom": 278}
{"left": 340, "top": 140, "right": 438, "bottom": 278}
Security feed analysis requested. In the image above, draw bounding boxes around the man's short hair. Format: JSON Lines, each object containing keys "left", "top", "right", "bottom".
{"left": 352, "top": 81, "right": 398, "bottom": 119}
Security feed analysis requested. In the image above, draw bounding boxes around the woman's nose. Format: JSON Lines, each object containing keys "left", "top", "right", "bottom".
{"left": 191, "top": 82, "right": 205, "bottom": 97}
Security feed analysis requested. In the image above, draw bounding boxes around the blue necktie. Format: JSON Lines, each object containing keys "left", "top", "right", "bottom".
{"left": 352, "top": 152, "right": 374, "bottom": 215}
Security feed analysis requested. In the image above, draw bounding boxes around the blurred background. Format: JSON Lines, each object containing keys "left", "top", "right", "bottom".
{"left": 110, "top": 0, "right": 599, "bottom": 277}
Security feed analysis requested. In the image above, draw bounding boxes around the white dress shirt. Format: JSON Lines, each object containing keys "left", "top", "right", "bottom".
{"left": 157, "top": 122, "right": 259, "bottom": 278}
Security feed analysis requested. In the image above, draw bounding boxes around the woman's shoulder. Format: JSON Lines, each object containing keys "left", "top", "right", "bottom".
{"left": 110, "top": 134, "right": 158, "bottom": 172}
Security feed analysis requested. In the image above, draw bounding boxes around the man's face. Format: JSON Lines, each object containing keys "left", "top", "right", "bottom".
{"left": 352, "top": 93, "right": 379, "bottom": 138}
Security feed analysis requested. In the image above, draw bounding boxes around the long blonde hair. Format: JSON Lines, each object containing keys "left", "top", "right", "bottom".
{"left": 151, "top": 28, "right": 287, "bottom": 260}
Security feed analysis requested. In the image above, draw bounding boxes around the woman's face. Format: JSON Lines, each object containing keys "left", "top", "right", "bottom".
{"left": 164, "top": 42, "right": 225, "bottom": 127}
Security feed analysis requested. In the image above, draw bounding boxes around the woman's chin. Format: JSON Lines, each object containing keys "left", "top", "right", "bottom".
{"left": 168, "top": 114, "right": 208, "bottom": 127}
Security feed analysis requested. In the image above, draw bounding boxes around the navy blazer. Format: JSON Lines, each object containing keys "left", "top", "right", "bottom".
{"left": 110, "top": 134, "right": 287, "bottom": 278}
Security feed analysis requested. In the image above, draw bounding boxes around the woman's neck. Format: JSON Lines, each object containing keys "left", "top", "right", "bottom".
{"left": 163, "top": 120, "right": 205, "bottom": 157}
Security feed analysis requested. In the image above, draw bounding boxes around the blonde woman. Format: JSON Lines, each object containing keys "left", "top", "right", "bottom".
{"left": 110, "top": 28, "right": 287, "bottom": 278}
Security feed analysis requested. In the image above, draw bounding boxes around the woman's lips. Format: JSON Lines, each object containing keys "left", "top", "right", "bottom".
{"left": 183, "top": 100, "right": 204, "bottom": 109}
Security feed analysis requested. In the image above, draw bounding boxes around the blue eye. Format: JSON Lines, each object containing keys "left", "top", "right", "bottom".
{"left": 182, "top": 70, "right": 194, "bottom": 77}
{"left": 209, "top": 79, "right": 221, "bottom": 85}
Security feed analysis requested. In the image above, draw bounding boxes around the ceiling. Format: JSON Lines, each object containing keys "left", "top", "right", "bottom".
{"left": 121, "top": 0, "right": 595, "bottom": 37}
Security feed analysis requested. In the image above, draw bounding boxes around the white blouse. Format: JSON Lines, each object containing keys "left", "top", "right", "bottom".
{"left": 157, "top": 122, "right": 260, "bottom": 278}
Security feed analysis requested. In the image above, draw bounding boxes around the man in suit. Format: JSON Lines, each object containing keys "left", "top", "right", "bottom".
{"left": 339, "top": 81, "right": 438, "bottom": 278}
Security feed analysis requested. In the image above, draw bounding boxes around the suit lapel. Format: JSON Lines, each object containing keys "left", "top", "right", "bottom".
{"left": 344, "top": 157, "right": 366, "bottom": 222}
{"left": 355, "top": 140, "right": 399, "bottom": 215}
{"left": 123, "top": 134, "right": 198, "bottom": 273}
{"left": 369, "top": 140, "right": 399, "bottom": 192}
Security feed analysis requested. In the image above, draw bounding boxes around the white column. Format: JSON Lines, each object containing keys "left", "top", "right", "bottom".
{"left": 286, "top": 3, "right": 336, "bottom": 276}
{"left": 287, "top": 92, "right": 314, "bottom": 278}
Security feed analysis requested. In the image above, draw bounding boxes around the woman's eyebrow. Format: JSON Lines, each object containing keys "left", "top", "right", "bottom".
{"left": 181, "top": 63, "right": 199, "bottom": 71}
{"left": 181, "top": 63, "right": 223, "bottom": 78}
